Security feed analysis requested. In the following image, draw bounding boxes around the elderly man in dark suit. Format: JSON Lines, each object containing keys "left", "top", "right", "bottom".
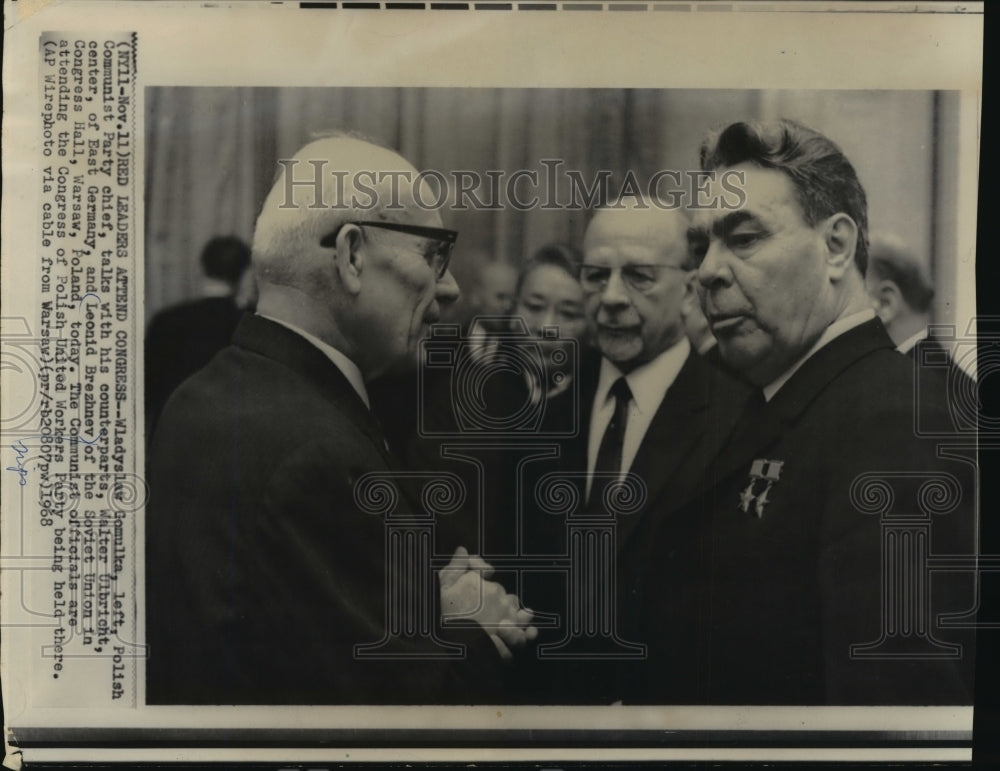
{"left": 544, "top": 198, "right": 747, "bottom": 702}
{"left": 146, "top": 135, "right": 534, "bottom": 705}
{"left": 636, "top": 119, "right": 976, "bottom": 705}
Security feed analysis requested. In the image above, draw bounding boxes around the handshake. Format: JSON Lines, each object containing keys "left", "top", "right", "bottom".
{"left": 439, "top": 546, "right": 539, "bottom": 660}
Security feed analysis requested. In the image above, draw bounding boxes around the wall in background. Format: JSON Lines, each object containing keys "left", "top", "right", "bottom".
{"left": 144, "top": 87, "right": 966, "bottom": 328}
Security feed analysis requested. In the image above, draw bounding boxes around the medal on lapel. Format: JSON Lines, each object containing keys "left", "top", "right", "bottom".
{"left": 738, "top": 459, "right": 784, "bottom": 518}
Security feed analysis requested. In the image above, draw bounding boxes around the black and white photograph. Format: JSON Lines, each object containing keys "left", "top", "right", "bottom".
{"left": 1, "top": 1, "right": 989, "bottom": 766}
{"left": 142, "top": 85, "right": 980, "bottom": 707}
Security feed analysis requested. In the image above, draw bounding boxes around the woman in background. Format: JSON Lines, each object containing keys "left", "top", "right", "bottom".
{"left": 506, "top": 242, "right": 590, "bottom": 427}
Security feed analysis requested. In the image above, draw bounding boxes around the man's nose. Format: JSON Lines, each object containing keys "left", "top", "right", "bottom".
{"left": 437, "top": 269, "right": 461, "bottom": 306}
{"left": 599, "top": 270, "right": 631, "bottom": 308}
{"left": 539, "top": 307, "right": 560, "bottom": 329}
{"left": 697, "top": 242, "right": 732, "bottom": 288}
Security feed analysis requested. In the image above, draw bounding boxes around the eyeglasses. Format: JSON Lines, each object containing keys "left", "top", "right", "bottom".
{"left": 320, "top": 220, "right": 458, "bottom": 280}
{"left": 579, "top": 263, "right": 689, "bottom": 294}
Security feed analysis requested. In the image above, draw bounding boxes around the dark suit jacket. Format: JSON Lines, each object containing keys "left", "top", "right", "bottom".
{"left": 372, "top": 345, "right": 601, "bottom": 560}
{"left": 908, "top": 335, "right": 978, "bottom": 435}
{"left": 145, "top": 296, "right": 244, "bottom": 433}
{"left": 603, "top": 350, "right": 751, "bottom": 554}
{"left": 547, "top": 348, "right": 750, "bottom": 702}
{"left": 907, "top": 334, "right": 972, "bottom": 375}
{"left": 436, "top": 347, "right": 748, "bottom": 575}
{"left": 146, "top": 313, "right": 501, "bottom": 705}
{"left": 372, "top": 343, "right": 748, "bottom": 703}
{"left": 636, "top": 319, "right": 977, "bottom": 705}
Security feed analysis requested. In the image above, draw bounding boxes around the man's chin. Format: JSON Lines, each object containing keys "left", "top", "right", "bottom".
{"left": 598, "top": 337, "right": 643, "bottom": 369}
{"left": 716, "top": 337, "right": 771, "bottom": 382}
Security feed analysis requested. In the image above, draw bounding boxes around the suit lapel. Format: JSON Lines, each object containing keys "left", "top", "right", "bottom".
{"left": 580, "top": 350, "right": 739, "bottom": 544}
{"left": 709, "top": 318, "right": 897, "bottom": 487}
{"left": 232, "top": 313, "right": 396, "bottom": 470}
{"left": 623, "top": 351, "right": 710, "bottom": 541}
{"left": 570, "top": 351, "right": 606, "bottom": 503}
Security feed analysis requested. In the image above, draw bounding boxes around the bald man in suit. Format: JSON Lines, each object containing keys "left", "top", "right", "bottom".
{"left": 146, "top": 135, "right": 534, "bottom": 704}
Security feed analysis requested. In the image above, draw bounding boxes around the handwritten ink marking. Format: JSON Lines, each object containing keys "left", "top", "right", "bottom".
{"left": 76, "top": 430, "right": 105, "bottom": 446}
{"left": 5, "top": 430, "right": 106, "bottom": 486}
{"left": 6, "top": 439, "right": 30, "bottom": 486}
{"left": 78, "top": 293, "right": 101, "bottom": 308}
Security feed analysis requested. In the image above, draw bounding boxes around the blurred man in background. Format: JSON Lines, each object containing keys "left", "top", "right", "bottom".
{"left": 144, "top": 235, "right": 252, "bottom": 432}
{"left": 866, "top": 231, "right": 975, "bottom": 387}
{"left": 465, "top": 259, "right": 519, "bottom": 357}
{"left": 866, "top": 232, "right": 937, "bottom": 354}
{"left": 471, "top": 259, "right": 519, "bottom": 318}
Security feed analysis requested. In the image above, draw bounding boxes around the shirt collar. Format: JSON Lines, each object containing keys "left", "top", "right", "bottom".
{"left": 595, "top": 336, "right": 691, "bottom": 415}
{"left": 896, "top": 327, "right": 929, "bottom": 355}
{"left": 763, "top": 309, "right": 876, "bottom": 402}
{"left": 256, "top": 314, "right": 370, "bottom": 409}
{"left": 696, "top": 336, "right": 717, "bottom": 355}
{"left": 202, "top": 278, "right": 233, "bottom": 298}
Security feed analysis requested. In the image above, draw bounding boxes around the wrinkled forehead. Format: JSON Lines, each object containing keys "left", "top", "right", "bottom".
{"left": 583, "top": 231, "right": 687, "bottom": 268}
{"left": 689, "top": 163, "right": 801, "bottom": 233}
{"left": 584, "top": 235, "right": 664, "bottom": 266}
{"left": 584, "top": 212, "right": 687, "bottom": 265}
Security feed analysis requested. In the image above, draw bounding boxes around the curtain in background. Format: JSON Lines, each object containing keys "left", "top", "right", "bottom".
{"left": 144, "top": 87, "right": 955, "bottom": 324}
{"left": 144, "top": 88, "right": 275, "bottom": 318}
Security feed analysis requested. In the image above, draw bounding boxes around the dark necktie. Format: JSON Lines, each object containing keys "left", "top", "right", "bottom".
{"left": 588, "top": 377, "right": 632, "bottom": 509}
{"left": 721, "top": 388, "right": 768, "bottom": 457}
{"left": 735, "top": 388, "right": 767, "bottom": 433}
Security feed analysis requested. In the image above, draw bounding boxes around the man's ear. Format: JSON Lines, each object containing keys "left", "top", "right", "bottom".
{"left": 679, "top": 270, "right": 698, "bottom": 319}
{"left": 333, "top": 223, "right": 365, "bottom": 295}
{"left": 823, "top": 213, "right": 859, "bottom": 280}
{"left": 872, "top": 279, "right": 903, "bottom": 324}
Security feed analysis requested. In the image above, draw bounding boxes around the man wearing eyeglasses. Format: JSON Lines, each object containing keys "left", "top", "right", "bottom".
{"left": 551, "top": 197, "right": 748, "bottom": 702}
{"left": 146, "top": 135, "right": 534, "bottom": 705}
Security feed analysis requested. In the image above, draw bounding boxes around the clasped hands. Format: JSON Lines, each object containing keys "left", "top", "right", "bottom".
{"left": 439, "top": 546, "right": 538, "bottom": 660}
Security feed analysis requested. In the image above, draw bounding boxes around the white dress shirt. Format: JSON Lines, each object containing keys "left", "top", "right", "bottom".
{"left": 256, "top": 314, "right": 370, "bottom": 409}
{"left": 697, "top": 337, "right": 718, "bottom": 356}
{"left": 896, "top": 327, "right": 929, "bottom": 355}
{"left": 586, "top": 336, "right": 691, "bottom": 497}
{"left": 202, "top": 277, "right": 234, "bottom": 298}
{"left": 762, "top": 309, "right": 875, "bottom": 402}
